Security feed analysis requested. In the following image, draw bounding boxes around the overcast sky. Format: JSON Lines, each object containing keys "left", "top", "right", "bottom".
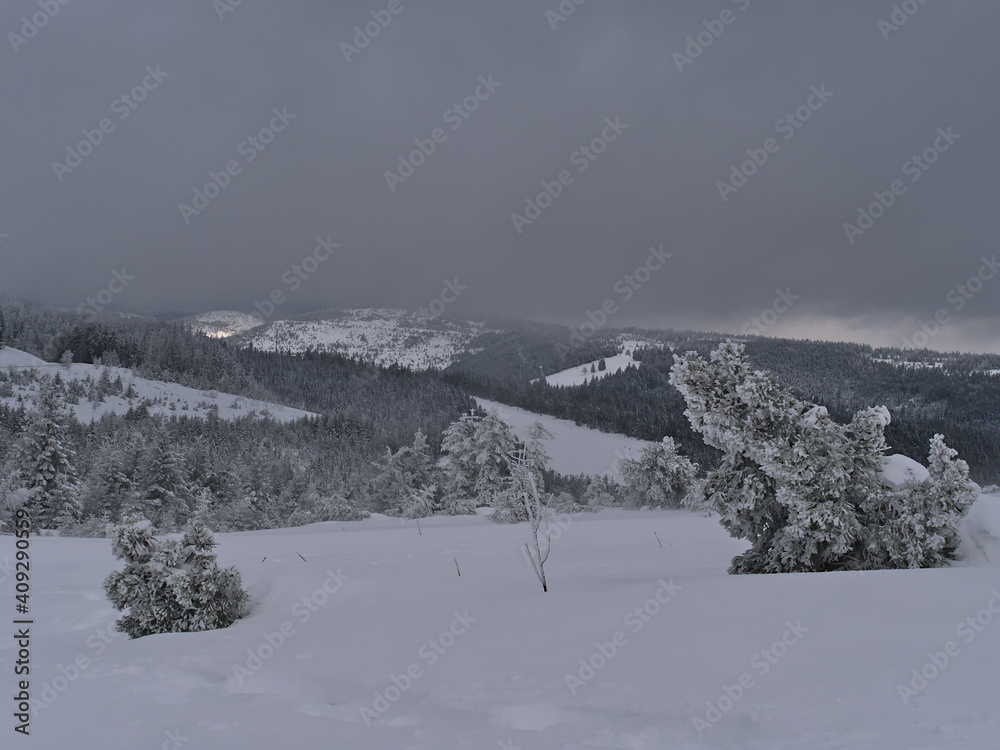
{"left": 1, "top": 0, "right": 997, "bottom": 352}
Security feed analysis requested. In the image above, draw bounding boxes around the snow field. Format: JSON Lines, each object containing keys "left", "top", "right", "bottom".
{"left": 12, "top": 495, "right": 1000, "bottom": 750}
{"left": 475, "top": 398, "right": 650, "bottom": 479}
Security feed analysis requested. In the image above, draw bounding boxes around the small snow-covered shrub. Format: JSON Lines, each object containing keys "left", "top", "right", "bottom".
{"left": 104, "top": 516, "right": 248, "bottom": 638}
{"left": 619, "top": 437, "right": 698, "bottom": 508}
{"left": 873, "top": 435, "right": 979, "bottom": 569}
{"left": 322, "top": 495, "right": 370, "bottom": 522}
{"left": 583, "top": 475, "right": 622, "bottom": 510}
{"left": 490, "top": 480, "right": 530, "bottom": 524}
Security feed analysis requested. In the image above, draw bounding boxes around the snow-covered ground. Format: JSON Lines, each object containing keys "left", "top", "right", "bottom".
{"left": 475, "top": 398, "right": 649, "bottom": 479}
{"left": 0, "top": 348, "right": 314, "bottom": 423}
{"left": 540, "top": 340, "right": 659, "bottom": 387}
{"left": 230, "top": 308, "right": 489, "bottom": 370}
{"left": 11, "top": 495, "right": 1000, "bottom": 749}
{"left": 543, "top": 353, "right": 640, "bottom": 387}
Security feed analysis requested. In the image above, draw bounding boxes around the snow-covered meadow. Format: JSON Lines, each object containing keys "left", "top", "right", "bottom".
{"left": 475, "top": 398, "right": 649, "bottom": 480}
{"left": 12, "top": 494, "right": 1000, "bottom": 749}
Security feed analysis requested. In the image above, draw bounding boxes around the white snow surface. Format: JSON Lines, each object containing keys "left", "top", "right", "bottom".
{"left": 14, "top": 496, "right": 1000, "bottom": 749}
{"left": 882, "top": 454, "right": 933, "bottom": 490}
{"left": 543, "top": 352, "right": 640, "bottom": 387}
{"left": 233, "top": 308, "right": 489, "bottom": 370}
{"left": 540, "top": 340, "right": 664, "bottom": 387}
{"left": 475, "top": 397, "right": 649, "bottom": 479}
{"left": 0, "top": 347, "right": 314, "bottom": 423}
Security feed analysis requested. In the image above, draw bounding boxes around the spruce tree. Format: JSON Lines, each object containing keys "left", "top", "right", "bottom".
{"left": 15, "top": 380, "right": 82, "bottom": 531}
{"left": 619, "top": 436, "right": 698, "bottom": 508}
{"left": 137, "top": 432, "right": 192, "bottom": 531}
{"left": 471, "top": 412, "right": 518, "bottom": 509}
{"left": 437, "top": 412, "right": 480, "bottom": 515}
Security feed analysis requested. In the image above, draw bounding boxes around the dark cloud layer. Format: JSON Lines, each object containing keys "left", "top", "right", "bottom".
{"left": 1, "top": 0, "right": 997, "bottom": 351}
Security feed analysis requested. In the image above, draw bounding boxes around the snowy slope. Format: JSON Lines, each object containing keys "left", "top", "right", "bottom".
{"left": 540, "top": 340, "right": 667, "bottom": 387}
{"left": 227, "top": 308, "right": 490, "bottom": 370}
{"left": 0, "top": 347, "right": 314, "bottom": 423}
{"left": 544, "top": 352, "right": 640, "bottom": 387}
{"left": 475, "top": 397, "right": 650, "bottom": 479}
{"left": 15, "top": 496, "right": 1000, "bottom": 750}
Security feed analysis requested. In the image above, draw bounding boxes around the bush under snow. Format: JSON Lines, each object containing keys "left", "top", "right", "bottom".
{"left": 104, "top": 516, "right": 248, "bottom": 638}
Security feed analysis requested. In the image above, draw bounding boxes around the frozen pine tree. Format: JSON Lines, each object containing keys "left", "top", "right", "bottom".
{"left": 669, "top": 342, "right": 872, "bottom": 573}
{"left": 618, "top": 437, "right": 698, "bottom": 508}
{"left": 13, "top": 379, "right": 82, "bottom": 532}
{"left": 436, "top": 412, "right": 480, "bottom": 515}
{"left": 104, "top": 516, "right": 248, "bottom": 638}
{"left": 489, "top": 420, "right": 551, "bottom": 524}
{"left": 374, "top": 429, "right": 437, "bottom": 518}
{"left": 135, "top": 430, "right": 192, "bottom": 531}
{"left": 670, "top": 342, "right": 977, "bottom": 574}
{"left": 472, "top": 411, "right": 518, "bottom": 508}
{"left": 584, "top": 474, "right": 621, "bottom": 509}
{"left": 877, "top": 434, "right": 979, "bottom": 568}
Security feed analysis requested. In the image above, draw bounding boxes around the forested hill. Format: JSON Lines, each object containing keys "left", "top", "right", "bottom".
{"left": 5, "top": 299, "right": 999, "bottom": 482}
{"left": 0, "top": 302, "right": 474, "bottom": 449}
{"left": 448, "top": 333, "right": 1000, "bottom": 484}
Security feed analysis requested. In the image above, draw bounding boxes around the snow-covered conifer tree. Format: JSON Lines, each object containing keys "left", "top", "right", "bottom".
{"left": 877, "top": 434, "right": 979, "bottom": 568}
{"left": 472, "top": 411, "right": 518, "bottom": 508}
{"left": 584, "top": 474, "right": 620, "bottom": 509}
{"left": 104, "top": 516, "right": 248, "bottom": 638}
{"left": 375, "top": 429, "right": 437, "bottom": 518}
{"left": 137, "top": 431, "right": 192, "bottom": 531}
{"left": 436, "top": 412, "right": 480, "bottom": 515}
{"left": 618, "top": 437, "right": 698, "bottom": 508}
{"left": 13, "top": 380, "right": 82, "bottom": 531}
{"left": 670, "top": 342, "right": 977, "bottom": 574}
